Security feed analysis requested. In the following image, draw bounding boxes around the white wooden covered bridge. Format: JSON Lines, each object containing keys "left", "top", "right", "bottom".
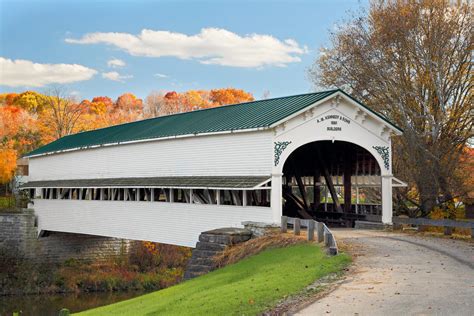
{"left": 22, "top": 89, "right": 405, "bottom": 247}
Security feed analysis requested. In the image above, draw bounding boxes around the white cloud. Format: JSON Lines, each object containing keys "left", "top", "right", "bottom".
{"left": 69, "top": 90, "right": 81, "bottom": 97}
{"left": 66, "top": 28, "right": 308, "bottom": 68}
{"left": 154, "top": 73, "right": 168, "bottom": 78}
{"left": 102, "top": 71, "right": 133, "bottom": 83}
{"left": 107, "top": 58, "right": 126, "bottom": 68}
{"left": 0, "top": 57, "right": 97, "bottom": 87}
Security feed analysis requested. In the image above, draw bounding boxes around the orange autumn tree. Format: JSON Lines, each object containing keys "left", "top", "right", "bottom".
{"left": 0, "top": 93, "right": 19, "bottom": 106}
{"left": 145, "top": 88, "right": 254, "bottom": 117}
{"left": 76, "top": 96, "right": 115, "bottom": 131}
{"left": 91, "top": 96, "right": 114, "bottom": 114}
{"left": 0, "top": 147, "right": 17, "bottom": 184}
{"left": 0, "top": 87, "right": 254, "bottom": 186}
{"left": 209, "top": 88, "right": 254, "bottom": 107}
{"left": 111, "top": 93, "right": 144, "bottom": 125}
{"left": 75, "top": 93, "right": 144, "bottom": 131}
{"left": 457, "top": 147, "right": 474, "bottom": 204}
{"left": 0, "top": 105, "right": 40, "bottom": 184}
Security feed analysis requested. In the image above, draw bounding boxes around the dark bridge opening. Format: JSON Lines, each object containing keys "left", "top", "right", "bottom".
{"left": 282, "top": 141, "right": 382, "bottom": 227}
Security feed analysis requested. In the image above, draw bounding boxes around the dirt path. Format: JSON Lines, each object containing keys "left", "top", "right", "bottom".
{"left": 296, "top": 229, "right": 474, "bottom": 316}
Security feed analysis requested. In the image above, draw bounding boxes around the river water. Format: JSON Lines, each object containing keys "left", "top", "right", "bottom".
{"left": 0, "top": 290, "right": 147, "bottom": 316}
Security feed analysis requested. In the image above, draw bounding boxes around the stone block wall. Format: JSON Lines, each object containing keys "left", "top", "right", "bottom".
{"left": 0, "top": 209, "right": 134, "bottom": 263}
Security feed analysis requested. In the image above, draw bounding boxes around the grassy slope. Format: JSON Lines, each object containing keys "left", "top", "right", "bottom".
{"left": 78, "top": 243, "right": 350, "bottom": 316}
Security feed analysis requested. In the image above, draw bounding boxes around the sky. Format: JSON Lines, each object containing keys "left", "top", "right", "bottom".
{"left": 0, "top": 0, "right": 367, "bottom": 101}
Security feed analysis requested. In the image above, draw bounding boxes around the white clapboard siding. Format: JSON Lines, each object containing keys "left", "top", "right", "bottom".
{"left": 34, "top": 199, "right": 273, "bottom": 247}
{"left": 29, "top": 131, "right": 273, "bottom": 181}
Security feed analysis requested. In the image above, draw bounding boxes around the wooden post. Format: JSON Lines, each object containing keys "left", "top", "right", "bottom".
{"left": 307, "top": 220, "right": 315, "bottom": 241}
{"left": 281, "top": 216, "right": 288, "bottom": 233}
{"left": 242, "top": 190, "right": 247, "bottom": 207}
{"left": 216, "top": 190, "right": 221, "bottom": 205}
{"left": 317, "top": 221, "right": 324, "bottom": 242}
{"left": 317, "top": 149, "right": 343, "bottom": 212}
{"left": 294, "top": 172, "right": 309, "bottom": 211}
{"left": 231, "top": 190, "right": 241, "bottom": 206}
{"left": 313, "top": 170, "right": 321, "bottom": 211}
{"left": 169, "top": 189, "right": 174, "bottom": 203}
{"left": 294, "top": 218, "right": 301, "bottom": 235}
{"left": 151, "top": 188, "right": 155, "bottom": 202}
{"left": 205, "top": 189, "right": 212, "bottom": 204}
{"left": 324, "top": 186, "right": 328, "bottom": 211}
{"left": 444, "top": 226, "right": 453, "bottom": 236}
{"left": 343, "top": 149, "right": 352, "bottom": 213}
{"left": 355, "top": 186, "right": 360, "bottom": 214}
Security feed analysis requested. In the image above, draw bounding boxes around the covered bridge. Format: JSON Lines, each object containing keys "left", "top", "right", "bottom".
{"left": 22, "top": 89, "right": 405, "bottom": 247}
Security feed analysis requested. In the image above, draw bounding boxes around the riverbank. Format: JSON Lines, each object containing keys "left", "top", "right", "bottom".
{"left": 78, "top": 243, "right": 350, "bottom": 315}
{"left": 0, "top": 242, "right": 192, "bottom": 296}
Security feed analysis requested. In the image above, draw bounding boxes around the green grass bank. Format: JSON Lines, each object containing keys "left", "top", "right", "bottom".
{"left": 77, "top": 243, "right": 350, "bottom": 316}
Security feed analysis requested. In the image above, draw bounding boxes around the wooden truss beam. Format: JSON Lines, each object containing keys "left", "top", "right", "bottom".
{"left": 317, "top": 149, "right": 343, "bottom": 213}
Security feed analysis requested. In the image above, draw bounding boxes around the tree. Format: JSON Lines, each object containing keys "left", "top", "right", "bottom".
{"left": 0, "top": 105, "right": 40, "bottom": 155}
{"left": 89, "top": 96, "right": 113, "bottom": 115}
{"left": 0, "top": 104, "right": 40, "bottom": 185}
{"left": 163, "top": 91, "right": 187, "bottom": 114}
{"left": 111, "top": 93, "right": 144, "bottom": 124}
{"left": 0, "top": 145, "right": 16, "bottom": 184}
{"left": 209, "top": 88, "right": 254, "bottom": 106}
{"left": 144, "top": 88, "right": 254, "bottom": 118}
{"left": 39, "top": 87, "right": 87, "bottom": 142}
{"left": 115, "top": 93, "right": 143, "bottom": 113}
{"left": 12, "top": 91, "right": 47, "bottom": 113}
{"left": 0, "top": 93, "right": 18, "bottom": 106}
{"left": 144, "top": 91, "right": 167, "bottom": 117}
{"left": 310, "top": 0, "right": 473, "bottom": 217}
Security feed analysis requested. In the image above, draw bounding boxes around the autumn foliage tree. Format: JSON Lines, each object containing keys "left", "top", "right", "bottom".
{"left": 209, "top": 88, "right": 254, "bottom": 106}
{"left": 111, "top": 93, "right": 144, "bottom": 124}
{"left": 0, "top": 87, "right": 252, "bottom": 187}
{"left": 144, "top": 88, "right": 254, "bottom": 117}
{"left": 311, "top": 0, "right": 473, "bottom": 217}
{"left": 38, "top": 88, "right": 88, "bottom": 143}
{"left": 0, "top": 104, "right": 40, "bottom": 188}
{"left": 89, "top": 96, "right": 114, "bottom": 115}
{"left": 0, "top": 147, "right": 16, "bottom": 185}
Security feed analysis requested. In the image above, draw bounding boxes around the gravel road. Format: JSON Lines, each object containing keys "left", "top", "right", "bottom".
{"left": 296, "top": 229, "right": 474, "bottom": 316}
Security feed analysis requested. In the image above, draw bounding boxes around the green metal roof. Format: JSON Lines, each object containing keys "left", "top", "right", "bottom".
{"left": 26, "top": 89, "right": 401, "bottom": 157}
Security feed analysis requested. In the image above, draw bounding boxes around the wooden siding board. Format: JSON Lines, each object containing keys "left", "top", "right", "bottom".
{"left": 29, "top": 131, "right": 273, "bottom": 181}
{"left": 34, "top": 199, "right": 273, "bottom": 247}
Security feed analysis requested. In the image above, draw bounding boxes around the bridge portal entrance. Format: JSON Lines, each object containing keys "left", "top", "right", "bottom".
{"left": 282, "top": 140, "right": 382, "bottom": 227}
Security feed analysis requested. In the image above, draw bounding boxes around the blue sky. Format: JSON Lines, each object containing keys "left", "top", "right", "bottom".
{"left": 0, "top": 0, "right": 366, "bottom": 101}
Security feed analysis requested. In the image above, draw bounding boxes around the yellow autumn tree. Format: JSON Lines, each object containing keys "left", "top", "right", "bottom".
{"left": 0, "top": 145, "right": 17, "bottom": 184}
{"left": 311, "top": 0, "right": 473, "bottom": 217}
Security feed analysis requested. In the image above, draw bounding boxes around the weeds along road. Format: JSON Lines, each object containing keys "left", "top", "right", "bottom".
{"left": 296, "top": 229, "right": 474, "bottom": 316}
